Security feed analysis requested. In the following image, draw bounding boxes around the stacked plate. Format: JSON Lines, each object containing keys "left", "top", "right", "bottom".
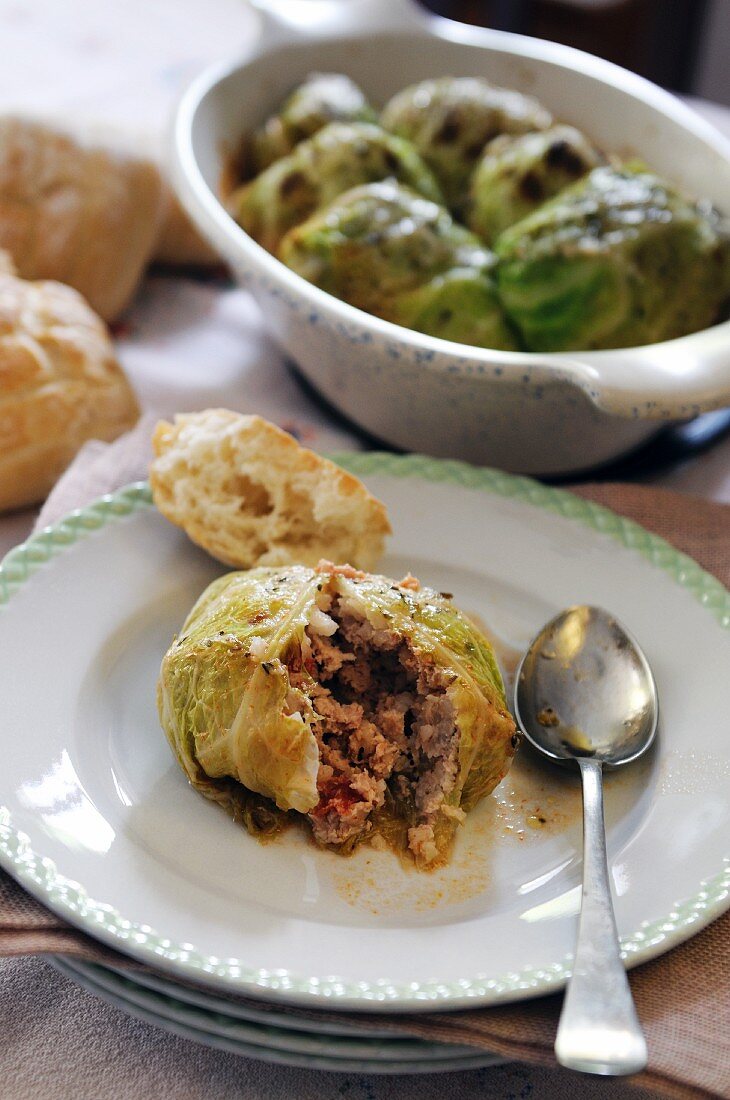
{"left": 49, "top": 957, "right": 499, "bottom": 1073}
{"left": 1, "top": 455, "right": 729, "bottom": 1071}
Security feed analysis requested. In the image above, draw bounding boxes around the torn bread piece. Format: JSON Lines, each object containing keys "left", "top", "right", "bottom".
{"left": 149, "top": 409, "right": 391, "bottom": 571}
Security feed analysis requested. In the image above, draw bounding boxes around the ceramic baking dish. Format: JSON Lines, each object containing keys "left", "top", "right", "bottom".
{"left": 171, "top": 0, "right": 730, "bottom": 475}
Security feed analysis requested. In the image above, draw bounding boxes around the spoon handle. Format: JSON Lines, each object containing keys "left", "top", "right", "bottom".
{"left": 555, "top": 758, "right": 648, "bottom": 1076}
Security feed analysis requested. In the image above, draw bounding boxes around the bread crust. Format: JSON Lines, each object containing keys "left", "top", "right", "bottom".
{"left": 150, "top": 409, "right": 391, "bottom": 570}
{"left": 0, "top": 266, "right": 139, "bottom": 511}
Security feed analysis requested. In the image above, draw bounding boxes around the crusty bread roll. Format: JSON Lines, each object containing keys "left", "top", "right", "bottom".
{"left": 0, "top": 261, "right": 140, "bottom": 512}
{"left": 0, "top": 117, "right": 166, "bottom": 321}
{"left": 150, "top": 409, "right": 391, "bottom": 570}
{"left": 62, "top": 119, "right": 219, "bottom": 268}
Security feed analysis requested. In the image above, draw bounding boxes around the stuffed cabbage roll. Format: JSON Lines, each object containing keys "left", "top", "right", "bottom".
{"left": 278, "top": 179, "right": 519, "bottom": 349}
{"left": 229, "top": 121, "right": 443, "bottom": 253}
{"left": 467, "top": 125, "right": 603, "bottom": 244}
{"left": 250, "top": 73, "right": 377, "bottom": 173}
{"left": 158, "top": 562, "right": 517, "bottom": 867}
{"left": 381, "top": 77, "right": 552, "bottom": 213}
{"left": 495, "top": 165, "right": 730, "bottom": 351}
{"left": 278, "top": 179, "right": 518, "bottom": 347}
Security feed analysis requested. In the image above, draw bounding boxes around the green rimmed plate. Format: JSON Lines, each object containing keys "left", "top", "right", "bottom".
{"left": 1, "top": 454, "right": 728, "bottom": 1010}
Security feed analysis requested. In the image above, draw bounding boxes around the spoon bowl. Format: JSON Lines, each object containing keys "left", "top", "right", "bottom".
{"left": 515, "top": 605, "right": 659, "bottom": 767}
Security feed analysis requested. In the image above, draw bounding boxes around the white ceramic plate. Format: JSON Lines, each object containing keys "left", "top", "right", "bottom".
{"left": 1, "top": 454, "right": 729, "bottom": 1010}
{"left": 51, "top": 957, "right": 496, "bottom": 1071}
{"left": 49, "top": 958, "right": 499, "bottom": 1074}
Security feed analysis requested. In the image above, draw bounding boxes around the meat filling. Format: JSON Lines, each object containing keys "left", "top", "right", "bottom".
{"left": 289, "top": 595, "right": 460, "bottom": 861}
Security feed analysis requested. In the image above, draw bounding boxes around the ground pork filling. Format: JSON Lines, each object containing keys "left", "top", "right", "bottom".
{"left": 288, "top": 595, "right": 460, "bottom": 862}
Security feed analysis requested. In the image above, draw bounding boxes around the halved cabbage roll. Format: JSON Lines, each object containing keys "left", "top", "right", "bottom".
{"left": 250, "top": 73, "right": 377, "bottom": 173}
{"left": 278, "top": 179, "right": 519, "bottom": 349}
{"left": 158, "top": 562, "right": 517, "bottom": 867}
{"left": 381, "top": 77, "right": 552, "bottom": 213}
{"left": 229, "top": 121, "right": 443, "bottom": 253}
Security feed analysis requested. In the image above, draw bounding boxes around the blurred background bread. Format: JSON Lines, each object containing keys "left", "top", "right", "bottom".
{"left": 0, "top": 116, "right": 220, "bottom": 323}
{"left": 53, "top": 117, "right": 221, "bottom": 269}
{"left": 150, "top": 409, "right": 391, "bottom": 570}
{"left": 0, "top": 118, "right": 167, "bottom": 321}
{"left": 0, "top": 255, "right": 139, "bottom": 511}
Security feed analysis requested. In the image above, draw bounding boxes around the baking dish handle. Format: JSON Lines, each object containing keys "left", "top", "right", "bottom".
{"left": 545, "top": 323, "right": 730, "bottom": 421}
{"left": 246, "top": 0, "right": 434, "bottom": 46}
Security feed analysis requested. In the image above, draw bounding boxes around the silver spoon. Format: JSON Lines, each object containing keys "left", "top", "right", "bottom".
{"left": 514, "top": 605, "right": 658, "bottom": 1076}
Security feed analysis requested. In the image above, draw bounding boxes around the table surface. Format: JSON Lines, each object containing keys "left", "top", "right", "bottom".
{"left": 0, "top": 2, "right": 728, "bottom": 1097}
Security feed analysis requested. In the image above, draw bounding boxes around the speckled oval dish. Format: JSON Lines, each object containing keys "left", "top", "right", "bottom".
{"left": 172, "top": 0, "right": 730, "bottom": 475}
{"left": 1, "top": 454, "right": 729, "bottom": 1010}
